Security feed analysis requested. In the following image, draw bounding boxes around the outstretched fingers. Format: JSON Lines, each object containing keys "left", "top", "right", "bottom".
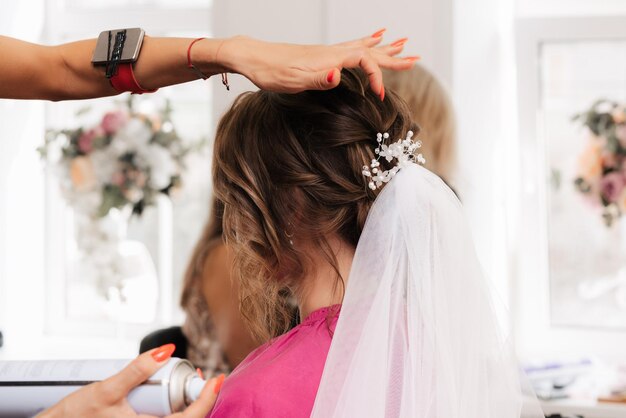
{"left": 337, "top": 40, "right": 419, "bottom": 97}
{"left": 376, "top": 37, "right": 409, "bottom": 57}
{"left": 375, "top": 51, "right": 420, "bottom": 71}
{"left": 335, "top": 28, "right": 387, "bottom": 49}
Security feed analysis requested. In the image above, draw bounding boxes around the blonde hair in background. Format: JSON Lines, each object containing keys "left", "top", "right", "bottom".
{"left": 383, "top": 65, "right": 457, "bottom": 183}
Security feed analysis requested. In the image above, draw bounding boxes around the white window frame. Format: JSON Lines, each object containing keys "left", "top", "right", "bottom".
{"left": 514, "top": 15, "right": 626, "bottom": 362}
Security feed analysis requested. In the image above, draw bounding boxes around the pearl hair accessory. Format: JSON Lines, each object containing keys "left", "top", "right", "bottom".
{"left": 362, "top": 130, "right": 426, "bottom": 190}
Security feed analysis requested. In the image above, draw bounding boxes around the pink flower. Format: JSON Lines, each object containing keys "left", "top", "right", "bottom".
{"left": 600, "top": 172, "right": 626, "bottom": 203}
{"left": 101, "top": 111, "right": 128, "bottom": 135}
{"left": 602, "top": 151, "right": 618, "bottom": 169}
{"left": 78, "top": 126, "right": 104, "bottom": 154}
{"left": 111, "top": 172, "right": 126, "bottom": 186}
{"left": 581, "top": 191, "right": 602, "bottom": 209}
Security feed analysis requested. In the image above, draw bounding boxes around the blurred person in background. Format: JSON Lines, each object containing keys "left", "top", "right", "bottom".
{"left": 383, "top": 64, "right": 457, "bottom": 186}
{"left": 178, "top": 199, "right": 257, "bottom": 375}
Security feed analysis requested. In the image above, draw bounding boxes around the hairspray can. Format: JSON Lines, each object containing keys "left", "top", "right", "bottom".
{"left": 0, "top": 357, "right": 206, "bottom": 417}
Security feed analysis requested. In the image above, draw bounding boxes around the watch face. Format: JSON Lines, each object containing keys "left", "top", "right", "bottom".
{"left": 92, "top": 28, "right": 145, "bottom": 65}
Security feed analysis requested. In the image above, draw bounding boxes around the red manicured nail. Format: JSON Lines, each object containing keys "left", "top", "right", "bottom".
{"left": 151, "top": 343, "right": 175, "bottom": 363}
{"left": 327, "top": 69, "right": 335, "bottom": 84}
{"left": 371, "top": 28, "right": 386, "bottom": 38}
{"left": 214, "top": 374, "right": 225, "bottom": 394}
{"left": 391, "top": 38, "right": 408, "bottom": 47}
{"left": 404, "top": 55, "right": 421, "bottom": 61}
{"left": 196, "top": 368, "right": 204, "bottom": 379}
{"left": 380, "top": 85, "right": 385, "bottom": 101}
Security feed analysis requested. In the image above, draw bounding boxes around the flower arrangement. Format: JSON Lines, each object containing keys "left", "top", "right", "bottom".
{"left": 574, "top": 100, "right": 626, "bottom": 227}
{"left": 39, "top": 98, "right": 202, "bottom": 218}
{"left": 39, "top": 99, "right": 204, "bottom": 302}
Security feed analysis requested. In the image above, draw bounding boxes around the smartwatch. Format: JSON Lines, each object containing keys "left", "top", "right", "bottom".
{"left": 92, "top": 28, "right": 156, "bottom": 94}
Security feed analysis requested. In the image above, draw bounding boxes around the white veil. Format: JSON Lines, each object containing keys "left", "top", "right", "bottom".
{"left": 311, "top": 164, "right": 544, "bottom": 417}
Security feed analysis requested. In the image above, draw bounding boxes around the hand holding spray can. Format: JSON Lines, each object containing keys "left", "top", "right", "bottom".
{"left": 0, "top": 357, "right": 208, "bottom": 417}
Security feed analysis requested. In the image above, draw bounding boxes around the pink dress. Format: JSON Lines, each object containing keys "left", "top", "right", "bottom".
{"left": 208, "top": 305, "right": 340, "bottom": 418}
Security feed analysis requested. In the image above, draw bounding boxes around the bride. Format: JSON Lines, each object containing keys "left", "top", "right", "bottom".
{"left": 208, "top": 69, "right": 543, "bottom": 417}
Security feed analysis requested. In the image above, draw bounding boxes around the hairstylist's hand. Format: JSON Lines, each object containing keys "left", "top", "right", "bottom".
{"left": 38, "top": 344, "right": 223, "bottom": 418}
{"left": 219, "top": 29, "right": 419, "bottom": 99}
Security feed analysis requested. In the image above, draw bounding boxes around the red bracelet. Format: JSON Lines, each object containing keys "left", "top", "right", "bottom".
{"left": 109, "top": 63, "right": 158, "bottom": 95}
{"left": 187, "top": 37, "right": 230, "bottom": 90}
{"left": 187, "top": 37, "right": 210, "bottom": 80}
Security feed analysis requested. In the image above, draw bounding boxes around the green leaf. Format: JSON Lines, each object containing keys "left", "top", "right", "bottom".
{"left": 574, "top": 177, "right": 591, "bottom": 194}
{"left": 98, "top": 185, "right": 129, "bottom": 218}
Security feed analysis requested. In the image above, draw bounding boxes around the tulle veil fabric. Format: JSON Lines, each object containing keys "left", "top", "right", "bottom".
{"left": 311, "top": 164, "right": 543, "bottom": 417}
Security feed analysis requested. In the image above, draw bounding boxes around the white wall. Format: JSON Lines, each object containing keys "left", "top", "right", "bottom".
{"left": 211, "top": 0, "right": 325, "bottom": 121}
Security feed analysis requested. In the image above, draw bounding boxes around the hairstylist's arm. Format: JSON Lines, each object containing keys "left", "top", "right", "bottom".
{"left": 37, "top": 345, "right": 221, "bottom": 418}
{"left": 0, "top": 29, "right": 415, "bottom": 101}
{"left": 219, "top": 31, "right": 418, "bottom": 98}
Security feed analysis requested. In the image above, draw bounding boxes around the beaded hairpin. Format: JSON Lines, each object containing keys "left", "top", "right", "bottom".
{"left": 362, "top": 130, "right": 425, "bottom": 191}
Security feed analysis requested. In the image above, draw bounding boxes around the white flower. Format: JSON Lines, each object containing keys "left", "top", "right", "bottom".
{"left": 397, "top": 153, "right": 411, "bottom": 167}
{"left": 90, "top": 148, "right": 119, "bottom": 184}
{"left": 111, "top": 118, "right": 152, "bottom": 155}
{"left": 98, "top": 209, "right": 128, "bottom": 241}
{"left": 125, "top": 188, "right": 144, "bottom": 203}
{"left": 71, "top": 190, "right": 103, "bottom": 216}
{"left": 595, "top": 101, "right": 615, "bottom": 114}
{"left": 363, "top": 130, "right": 425, "bottom": 190}
{"left": 139, "top": 145, "right": 177, "bottom": 190}
{"left": 45, "top": 137, "right": 64, "bottom": 164}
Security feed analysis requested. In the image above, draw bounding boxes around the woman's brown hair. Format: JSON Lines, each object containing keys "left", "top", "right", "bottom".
{"left": 213, "top": 69, "right": 418, "bottom": 342}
